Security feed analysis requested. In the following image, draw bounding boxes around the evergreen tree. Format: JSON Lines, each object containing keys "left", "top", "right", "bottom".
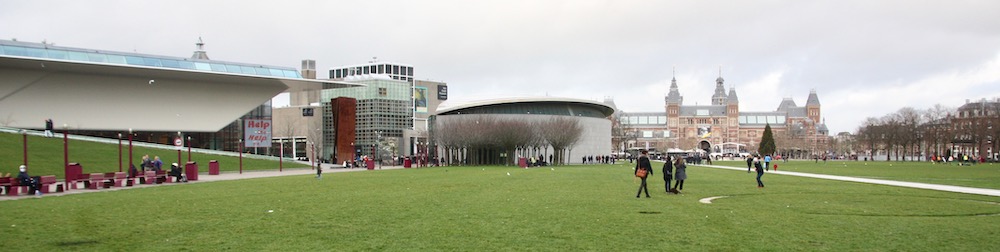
{"left": 758, "top": 123, "right": 776, "bottom": 155}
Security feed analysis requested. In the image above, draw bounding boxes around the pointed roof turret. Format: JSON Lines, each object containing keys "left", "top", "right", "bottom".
{"left": 191, "top": 37, "right": 210, "bottom": 60}
{"left": 715, "top": 66, "right": 724, "bottom": 84}
{"left": 666, "top": 76, "right": 683, "bottom": 104}
{"left": 806, "top": 89, "right": 821, "bottom": 106}
{"left": 727, "top": 87, "right": 739, "bottom": 104}
{"left": 711, "top": 68, "right": 727, "bottom": 105}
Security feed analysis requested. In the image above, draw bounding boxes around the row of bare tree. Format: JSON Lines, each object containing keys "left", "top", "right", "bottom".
{"left": 431, "top": 115, "right": 583, "bottom": 166}
{"left": 855, "top": 103, "right": 999, "bottom": 161}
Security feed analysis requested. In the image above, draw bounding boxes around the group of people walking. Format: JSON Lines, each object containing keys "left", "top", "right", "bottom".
{"left": 633, "top": 150, "right": 687, "bottom": 198}
{"left": 633, "top": 151, "right": 772, "bottom": 197}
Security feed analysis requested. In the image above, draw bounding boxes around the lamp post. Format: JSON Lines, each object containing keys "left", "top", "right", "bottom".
{"left": 177, "top": 131, "right": 182, "bottom": 169}
{"left": 239, "top": 138, "right": 243, "bottom": 174}
{"left": 63, "top": 124, "right": 68, "bottom": 170}
{"left": 187, "top": 136, "right": 192, "bottom": 162}
{"left": 279, "top": 138, "right": 283, "bottom": 172}
{"left": 376, "top": 130, "right": 382, "bottom": 169}
{"left": 22, "top": 129, "right": 27, "bottom": 167}
{"left": 128, "top": 128, "right": 133, "bottom": 168}
{"left": 350, "top": 142, "right": 355, "bottom": 168}
{"left": 118, "top": 133, "right": 122, "bottom": 172}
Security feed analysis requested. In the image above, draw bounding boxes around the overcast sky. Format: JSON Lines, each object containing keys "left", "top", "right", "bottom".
{"left": 3, "top": 0, "right": 999, "bottom": 134}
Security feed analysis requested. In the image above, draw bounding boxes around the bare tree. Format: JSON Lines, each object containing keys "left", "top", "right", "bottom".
{"left": 610, "top": 111, "right": 635, "bottom": 155}
{"left": 537, "top": 117, "right": 583, "bottom": 166}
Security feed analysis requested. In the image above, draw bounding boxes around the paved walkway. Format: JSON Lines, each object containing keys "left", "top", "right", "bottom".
{"left": 1, "top": 162, "right": 409, "bottom": 201}
{"left": 699, "top": 164, "right": 1000, "bottom": 197}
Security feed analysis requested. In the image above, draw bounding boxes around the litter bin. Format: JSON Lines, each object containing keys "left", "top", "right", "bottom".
{"left": 404, "top": 158, "right": 412, "bottom": 168}
{"left": 185, "top": 161, "right": 199, "bottom": 181}
{"left": 65, "top": 163, "right": 83, "bottom": 190}
{"left": 209, "top": 160, "right": 219, "bottom": 175}
{"left": 366, "top": 160, "right": 375, "bottom": 170}
{"left": 519, "top": 158, "right": 527, "bottom": 168}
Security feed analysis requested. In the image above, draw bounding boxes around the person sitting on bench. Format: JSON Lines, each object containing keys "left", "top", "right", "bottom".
{"left": 16, "top": 165, "right": 42, "bottom": 196}
{"left": 169, "top": 163, "right": 185, "bottom": 182}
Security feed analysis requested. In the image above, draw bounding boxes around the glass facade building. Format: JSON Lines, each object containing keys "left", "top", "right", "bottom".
{"left": 321, "top": 77, "right": 413, "bottom": 151}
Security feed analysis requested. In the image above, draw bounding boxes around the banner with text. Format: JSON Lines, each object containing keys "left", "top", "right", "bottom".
{"left": 244, "top": 119, "right": 272, "bottom": 148}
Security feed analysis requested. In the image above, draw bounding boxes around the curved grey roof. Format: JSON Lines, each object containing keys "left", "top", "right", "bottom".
{"left": 436, "top": 97, "right": 616, "bottom": 117}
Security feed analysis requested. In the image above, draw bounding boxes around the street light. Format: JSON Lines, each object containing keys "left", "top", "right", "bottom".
{"left": 21, "top": 129, "right": 27, "bottom": 167}
{"left": 128, "top": 128, "right": 133, "bottom": 168}
{"left": 187, "top": 136, "right": 192, "bottom": 162}
{"left": 118, "top": 133, "right": 122, "bottom": 172}
{"left": 279, "top": 137, "right": 283, "bottom": 172}
{"left": 376, "top": 130, "right": 382, "bottom": 169}
{"left": 177, "top": 131, "right": 182, "bottom": 169}
{"left": 63, "top": 124, "right": 68, "bottom": 170}
{"left": 239, "top": 138, "right": 243, "bottom": 174}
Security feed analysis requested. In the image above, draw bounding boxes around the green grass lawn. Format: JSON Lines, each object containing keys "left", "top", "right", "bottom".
{"left": 2, "top": 163, "right": 998, "bottom": 251}
{"left": 711, "top": 159, "right": 1000, "bottom": 189}
{"left": 0, "top": 132, "right": 307, "bottom": 178}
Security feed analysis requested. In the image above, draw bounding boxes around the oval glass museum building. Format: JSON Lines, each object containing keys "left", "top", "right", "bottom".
{"left": 432, "top": 97, "right": 615, "bottom": 164}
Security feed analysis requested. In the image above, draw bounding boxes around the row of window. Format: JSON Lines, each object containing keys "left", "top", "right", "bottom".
{"left": 622, "top": 116, "right": 667, "bottom": 125}
{"left": 331, "top": 64, "right": 413, "bottom": 79}
{"left": 629, "top": 115, "right": 791, "bottom": 126}
{"left": 0, "top": 44, "right": 301, "bottom": 78}
{"left": 738, "top": 115, "right": 787, "bottom": 125}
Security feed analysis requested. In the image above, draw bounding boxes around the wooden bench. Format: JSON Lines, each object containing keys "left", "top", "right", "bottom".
{"left": 2, "top": 176, "right": 55, "bottom": 196}
{"left": 155, "top": 170, "right": 170, "bottom": 184}
{"left": 0, "top": 177, "right": 12, "bottom": 195}
{"left": 81, "top": 173, "right": 105, "bottom": 190}
{"left": 38, "top": 175, "right": 57, "bottom": 193}
{"left": 102, "top": 172, "right": 127, "bottom": 188}
{"left": 140, "top": 171, "right": 157, "bottom": 185}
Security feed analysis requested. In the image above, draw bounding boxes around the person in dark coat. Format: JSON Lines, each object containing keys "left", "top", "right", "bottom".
{"left": 746, "top": 155, "right": 753, "bottom": 173}
{"left": 169, "top": 163, "right": 185, "bottom": 182}
{"left": 44, "top": 119, "right": 54, "bottom": 137}
{"left": 754, "top": 157, "right": 765, "bottom": 188}
{"left": 16, "top": 165, "right": 41, "bottom": 195}
{"left": 634, "top": 150, "right": 653, "bottom": 198}
{"left": 662, "top": 156, "right": 674, "bottom": 193}
{"left": 672, "top": 158, "right": 687, "bottom": 193}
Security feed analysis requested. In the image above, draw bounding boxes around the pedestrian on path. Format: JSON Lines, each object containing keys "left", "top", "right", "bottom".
{"left": 316, "top": 165, "right": 322, "bottom": 179}
{"left": 754, "top": 157, "right": 765, "bottom": 188}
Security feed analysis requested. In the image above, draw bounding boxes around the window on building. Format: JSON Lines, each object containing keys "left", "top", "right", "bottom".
{"left": 378, "top": 88, "right": 387, "bottom": 97}
{"left": 378, "top": 64, "right": 385, "bottom": 74}
{"left": 643, "top": 131, "right": 653, "bottom": 138}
